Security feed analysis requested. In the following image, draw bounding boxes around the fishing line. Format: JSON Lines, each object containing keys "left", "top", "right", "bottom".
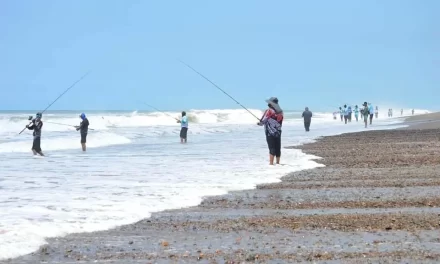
{"left": 178, "top": 60, "right": 260, "bottom": 121}
{"left": 45, "top": 121, "right": 95, "bottom": 131}
{"left": 19, "top": 72, "right": 91, "bottom": 134}
{"left": 139, "top": 101, "right": 179, "bottom": 121}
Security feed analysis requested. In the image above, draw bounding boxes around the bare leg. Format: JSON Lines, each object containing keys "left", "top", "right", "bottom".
{"left": 269, "top": 155, "right": 274, "bottom": 165}
{"left": 276, "top": 156, "right": 280, "bottom": 164}
{"left": 38, "top": 151, "right": 44, "bottom": 156}
{"left": 81, "top": 143, "right": 86, "bottom": 151}
{"left": 32, "top": 149, "right": 37, "bottom": 155}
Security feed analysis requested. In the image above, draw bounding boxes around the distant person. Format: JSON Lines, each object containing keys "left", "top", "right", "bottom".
{"left": 302, "top": 107, "right": 312, "bottom": 132}
{"left": 362, "top": 102, "right": 370, "bottom": 128}
{"left": 388, "top": 109, "right": 391, "bottom": 117}
{"left": 258, "top": 97, "right": 283, "bottom": 165}
{"left": 348, "top": 106, "right": 352, "bottom": 122}
{"left": 344, "top": 104, "right": 349, "bottom": 124}
{"left": 75, "top": 113, "right": 89, "bottom": 151}
{"left": 26, "top": 112, "right": 44, "bottom": 156}
{"left": 375, "top": 106, "right": 379, "bottom": 119}
{"left": 368, "top": 103, "right": 374, "bottom": 125}
{"left": 412, "top": 109, "right": 415, "bottom": 115}
{"left": 401, "top": 109, "right": 403, "bottom": 116}
{"left": 339, "top": 107, "right": 344, "bottom": 122}
{"left": 354, "top": 105, "right": 359, "bottom": 122}
{"left": 390, "top": 108, "right": 393, "bottom": 117}
{"left": 177, "top": 111, "right": 188, "bottom": 143}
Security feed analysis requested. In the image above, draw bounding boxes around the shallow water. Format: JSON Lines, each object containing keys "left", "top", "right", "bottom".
{"left": 0, "top": 109, "right": 414, "bottom": 259}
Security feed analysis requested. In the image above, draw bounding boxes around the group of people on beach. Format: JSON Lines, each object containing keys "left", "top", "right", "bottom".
{"left": 24, "top": 99, "right": 417, "bottom": 167}
{"left": 334, "top": 103, "right": 377, "bottom": 128}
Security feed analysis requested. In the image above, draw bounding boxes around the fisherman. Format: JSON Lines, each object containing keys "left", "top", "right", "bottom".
{"left": 368, "top": 103, "right": 374, "bottom": 125}
{"left": 339, "top": 107, "right": 344, "bottom": 122}
{"left": 362, "top": 102, "right": 370, "bottom": 128}
{"left": 258, "top": 97, "right": 283, "bottom": 165}
{"left": 354, "top": 105, "right": 359, "bottom": 122}
{"left": 177, "top": 111, "right": 188, "bottom": 143}
{"left": 26, "top": 112, "right": 44, "bottom": 156}
{"left": 302, "top": 107, "right": 312, "bottom": 132}
{"left": 75, "top": 113, "right": 89, "bottom": 151}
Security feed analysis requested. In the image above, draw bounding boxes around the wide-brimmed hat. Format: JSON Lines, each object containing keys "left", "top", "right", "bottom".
{"left": 265, "top": 97, "right": 282, "bottom": 113}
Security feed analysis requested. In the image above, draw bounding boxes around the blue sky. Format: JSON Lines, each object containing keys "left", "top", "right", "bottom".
{"left": 1, "top": 0, "right": 439, "bottom": 111}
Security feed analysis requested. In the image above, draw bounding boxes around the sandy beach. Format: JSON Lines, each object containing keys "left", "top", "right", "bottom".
{"left": 7, "top": 114, "right": 440, "bottom": 264}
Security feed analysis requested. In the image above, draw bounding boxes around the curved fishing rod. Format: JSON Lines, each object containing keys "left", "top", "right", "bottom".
{"left": 45, "top": 121, "right": 95, "bottom": 131}
{"left": 139, "top": 101, "right": 179, "bottom": 121}
{"left": 19, "top": 72, "right": 91, "bottom": 134}
{"left": 178, "top": 60, "right": 260, "bottom": 121}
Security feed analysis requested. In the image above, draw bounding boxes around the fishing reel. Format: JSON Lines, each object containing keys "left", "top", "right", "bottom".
{"left": 28, "top": 115, "right": 34, "bottom": 121}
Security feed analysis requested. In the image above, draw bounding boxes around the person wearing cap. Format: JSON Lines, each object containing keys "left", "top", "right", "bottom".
{"left": 362, "top": 102, "right": 370, "bottom": 128}
{"left": 75, "top": 113, "right": 89, "bottom": 151}
{"left": 177, "top": 111, "right": 188, "bottom": 143}
{"left": 26, "top": 112, "right": 44, "bottom": 156}
{"left": 258, "top": 97, "right": 283, "bottom": 165}
{"left": 302, "top": 107, "right": 313, "bottom": 132}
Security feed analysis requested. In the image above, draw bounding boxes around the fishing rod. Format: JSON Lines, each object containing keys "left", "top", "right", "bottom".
{"left": 19, "top": 72, "right": 91, "bottom": 134}
{"left": 45, "top": 121, "right": 95, "bottom": 131}
{"left": 178, "top": 60, "right": 260, "bottom": 121}
{"left": 139, "top": 101, "right": 179, "bottom": 121}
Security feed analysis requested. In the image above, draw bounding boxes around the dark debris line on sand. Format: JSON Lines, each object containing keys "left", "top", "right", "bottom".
{"left": 8, "top": 128, "right": 440, "bottom": 263}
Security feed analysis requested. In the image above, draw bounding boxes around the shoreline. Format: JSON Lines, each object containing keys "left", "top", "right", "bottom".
{"left": 7, "top": 113, "right": 440, "bottom": 263}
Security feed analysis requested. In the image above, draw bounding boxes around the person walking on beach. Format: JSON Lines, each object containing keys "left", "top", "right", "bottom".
{"left": 258, "top": 97, "right": 283, "bottom": 165}
{"left": 401, "top": 109, "right": 404, "bottom": 116}
{"left": 412, "top": 109, "right": 415, "bottom": 115}
{"left": 339, "top": 107, "right": 344, "bottom": 122}
{"left": 368, "top": 103, "right": 374, "bottom": 125}
{"left": 26, "top": 112, "right": 44, "bottom": 156}
{"left": 354, "top": 105, "right": 359, "bottom": 122}
{"left": 362, "top": 102, "right": 370, "bottom": 128}
{"left": 302, "top": 107, "right": 312, "bottom": 132}
{"left": 375, "top": 106, "right": 379, "bottom": 119}
{"left": 344, "top": 105, "right": 349, "bottom": 124}
{"left": 75, "top": 113, "right": 89, "bottom": 152}
{"left": 348, "top": 106, "right": 352, "bottom": 122}
{"left": 177, "top": 111, "right": 188, "bottom": 143}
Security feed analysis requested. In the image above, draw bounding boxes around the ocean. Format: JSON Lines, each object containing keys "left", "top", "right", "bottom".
{"left": 0, "top": 108, "right": 430, "bottom": 260}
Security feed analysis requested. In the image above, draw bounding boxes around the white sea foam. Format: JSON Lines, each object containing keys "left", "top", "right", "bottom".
{"left": 0, "top": 108, "right": 430, "bottom": 260}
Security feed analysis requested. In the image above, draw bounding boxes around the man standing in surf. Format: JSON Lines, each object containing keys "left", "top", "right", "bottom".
{"left": 76, "top": 113, "right": 89, "bottom": 151}
{"left": 258, "top": 97, "right": 283, "bottom": 165}
{"left": 26, "top": 112, "right": 44, "bottom": 156}
{"left": 177, "top": 111, "right": 188, "bottom": 143}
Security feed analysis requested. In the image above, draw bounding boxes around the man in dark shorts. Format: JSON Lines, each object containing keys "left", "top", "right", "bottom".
{"left": 76, "top": 113, "right": 89, "bottom": 151}
{"left": 177, "top": 111, "right": 188, "bottom": 143}
{"left": 26, "top": 112, "right": 44, "bottom": 156}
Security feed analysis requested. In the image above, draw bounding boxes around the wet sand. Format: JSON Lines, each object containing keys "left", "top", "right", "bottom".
{"left": 8, "top": 115, "right": 440, "bottom": 263}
